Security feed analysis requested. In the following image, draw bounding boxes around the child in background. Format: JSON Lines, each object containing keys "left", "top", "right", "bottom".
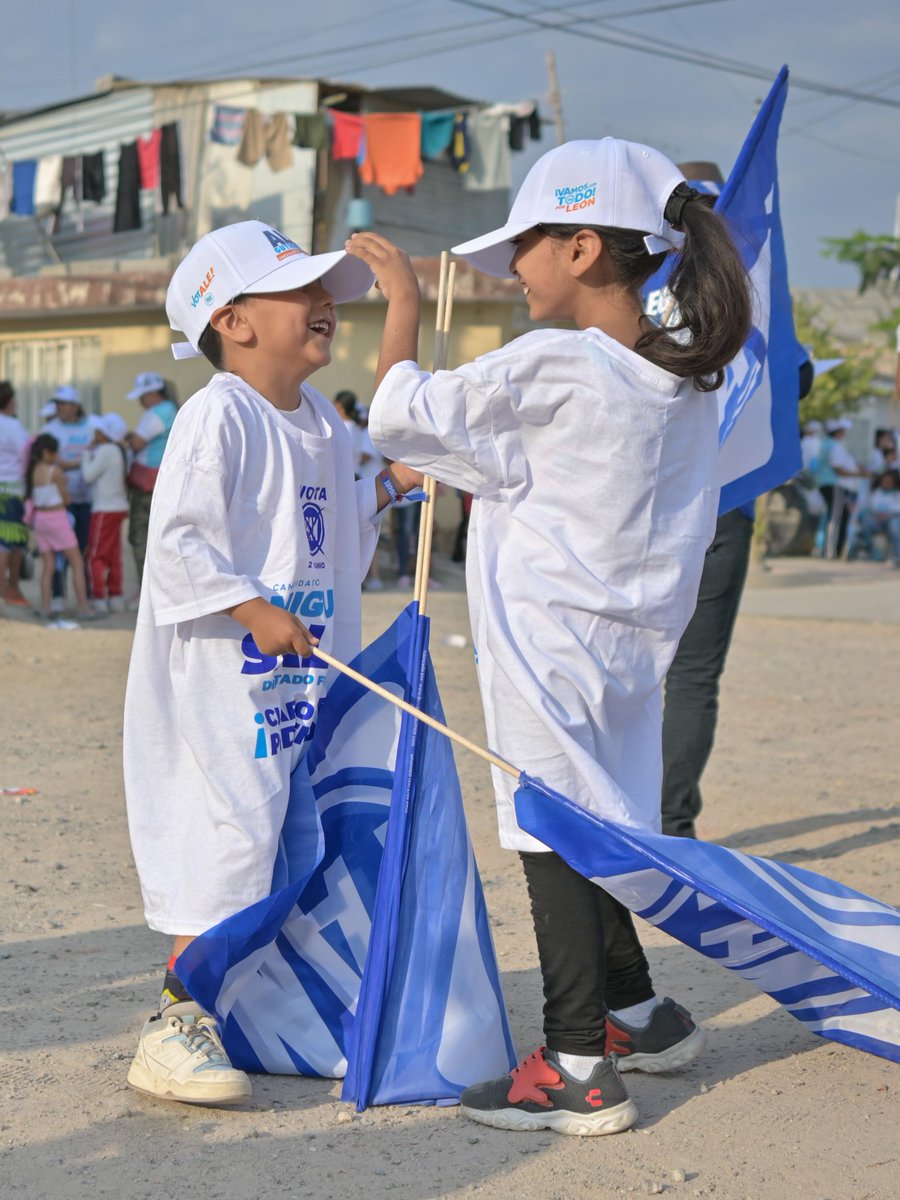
{"left": 82, "top": 413, "right": 130, "bottom": 614}
{"left": 122, "top": 221, "right": 423, "bottom": 1107}
{"left": 25, "top": 434, "right": 93, "bottom": 621}
{"left": 349, "top": 138, "right": 751, "bottom": 1136}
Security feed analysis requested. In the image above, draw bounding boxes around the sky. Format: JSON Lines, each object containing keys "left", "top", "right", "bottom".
{"left": 3, "top": 0, "right": 899, "bottom": 288}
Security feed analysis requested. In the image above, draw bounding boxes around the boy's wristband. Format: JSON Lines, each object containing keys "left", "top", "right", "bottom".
{"left": 378, "top": 468, "right": 427, "bottom": 506}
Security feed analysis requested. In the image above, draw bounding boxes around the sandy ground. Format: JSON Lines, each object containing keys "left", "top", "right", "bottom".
{"left": 1, "top": 554, "right": 898, "bottom": 1200}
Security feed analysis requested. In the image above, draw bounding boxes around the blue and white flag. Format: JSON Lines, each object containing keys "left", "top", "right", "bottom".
{"left": 643, "top": 66, "right": 801, "bottom": 515}
{"left": 176, "top": 603, "right": 514, "bottom": 1105}
{"left": 516, "top": 779, "right": 900, "bottom": 1063}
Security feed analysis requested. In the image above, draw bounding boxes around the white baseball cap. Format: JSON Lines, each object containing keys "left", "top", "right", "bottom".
{"left": 452, "top": 138, "right": 687, "bottom": 278}
{"left": 96, "top": 412, "right": 129, "bottom": 441}
{"left": 166, "top": 221, "right": 376, "bottom": 360}
{"left": 52, "top": 385, "right": 81, "bottom": 404}
{"left": 127, "top": 371, "right": 166, "bottom": 400}
{"left": 826, "top": 417, "right": 853, "bottom": 433}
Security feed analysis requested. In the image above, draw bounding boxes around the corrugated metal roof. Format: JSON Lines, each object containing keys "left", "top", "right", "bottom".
{"left": 0, "top": 88, "right": 159, "bottom": 274}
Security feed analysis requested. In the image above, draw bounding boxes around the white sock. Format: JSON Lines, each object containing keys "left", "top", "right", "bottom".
{"left": 553, "top": 1051, "right": 603, "bottom": 1080}
{"left": 608, "top": 996, "right": 659, "bottom": 1028}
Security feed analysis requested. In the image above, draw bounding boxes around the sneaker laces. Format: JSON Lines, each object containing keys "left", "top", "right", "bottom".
{"left": 173, "top": 1015, "right": 230, "bottom": 1066}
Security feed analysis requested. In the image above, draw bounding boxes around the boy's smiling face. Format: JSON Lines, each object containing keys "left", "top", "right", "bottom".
{"left": 238, "top": 281, "right": 337, "bottom": 380}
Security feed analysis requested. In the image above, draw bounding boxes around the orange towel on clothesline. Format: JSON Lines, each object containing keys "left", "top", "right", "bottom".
{"left": 359, "top": 113, "right": 424, "bottom": 196}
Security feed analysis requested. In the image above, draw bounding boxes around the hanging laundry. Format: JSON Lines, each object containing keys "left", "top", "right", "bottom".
{"left": 137, "top": 129, "right": 162, "bottom": 190}
{"left": 293, "top": 112, "right": 327, "bottom": 152}
{"left": 53, "top": 157, "right": 79, "bottom": 233}
{"left": 264, "top": 112, "right": 294, "bottom": 172}
{"left": 449, "top": 113, "right": 471, "bottom": 174}
{"left": 330, "top": 111, "right": 365, "bottom": 161}
{"left": 34, "top": 156, "right": 63, "bottom": 216}
{"left": 237, "top": 109, "right": 266, "bottom": 167}
{"left": 359, "top": 113, "right": 424, "bottom": 196}
{"left": 160, "top": 122, "right": 183, "bottom": 214}
{"left": 529, "top": 104, "right": 542, "bottom": 141}
{"left": 81, "top": 151, "right": 106, "bottom": 202}
{"left": 113, "top": 142, "right": 142, "bottom": 232}
{"left": 420, "top": 111, "right": 455, "bottom": 160}
{"left": 463, "top": 110, "right": 511, "bottom": 192}
{"left": 210, "top": 105, "right": 247, "bottom": 146}
{"left": 11, "top": 161, "right": 37, "bottom": 215}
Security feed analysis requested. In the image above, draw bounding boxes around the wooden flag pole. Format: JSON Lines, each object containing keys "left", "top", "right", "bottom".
{"left": 315, "top": 646, "right": 519, "bottom": 780}
{"left": 413, "top": 253, "right": 456, "bottom": 615}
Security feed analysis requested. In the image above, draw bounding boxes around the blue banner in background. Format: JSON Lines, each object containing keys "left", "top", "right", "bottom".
{"left": 643, "top": 66, "right": 801, "bottom": 515}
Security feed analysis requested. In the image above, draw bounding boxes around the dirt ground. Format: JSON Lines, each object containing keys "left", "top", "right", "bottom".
{"left": 1, "top": 561, "right": 898, "bottom": 1200}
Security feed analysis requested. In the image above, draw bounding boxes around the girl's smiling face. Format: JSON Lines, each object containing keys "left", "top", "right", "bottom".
{"left": 509, "top": 228, "right": 576, "bottom": 323}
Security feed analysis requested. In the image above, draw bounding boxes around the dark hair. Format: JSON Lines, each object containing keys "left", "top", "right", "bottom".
{"left": 334, "top": 389, "right": 359, "bottom": 421}
{"left": 874, "top": 428, "right": 896, "bottom": 449}
{"left": 197, "top": 295, "right": 246, "bottom": 370}
{"left": 538, "top": 190, "right": 752, "bottom": 392}
{"left": 25, "top": 433, "right": 59, "bottom": 499}
{"left": 0, "top": 380, "right": 14, "bottom": 411}
{"left": 874, "top": 468, "right": 900, "bottom": 491}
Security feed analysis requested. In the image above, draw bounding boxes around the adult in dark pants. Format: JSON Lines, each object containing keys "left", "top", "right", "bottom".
{"left": 124, "top": 372, "right": 177, "bottom": 589}
{"left": 659, "top": 161, "right": 814, "bottom": 839}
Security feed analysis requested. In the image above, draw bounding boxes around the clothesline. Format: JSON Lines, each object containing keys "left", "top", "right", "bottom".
{"left": 0, "top": 121, "right": 185, "bottom": 233}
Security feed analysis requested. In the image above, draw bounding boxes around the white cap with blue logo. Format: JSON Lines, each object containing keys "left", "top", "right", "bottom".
{"left": 166, "top": 220, "right": 376, "bottom": 360}
{"left": 452, "top": 138, "right": 687, "bottom": 278}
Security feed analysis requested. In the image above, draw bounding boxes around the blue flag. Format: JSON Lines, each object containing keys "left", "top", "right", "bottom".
{"left": 175, "top": 603, "right": 515, "bottom": 1104}
{"left": 643, "top": 66, "right": 801, "bottom": 515}
{"left": 516, "top": 779, "right": 900, "bottom": 1063}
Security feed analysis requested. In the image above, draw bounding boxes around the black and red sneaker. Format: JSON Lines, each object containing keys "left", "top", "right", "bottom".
{"left": 459, "top": 1047, "right": 638, "bottom": 1136}
{"left": 606, "top": 997, "right": 706, "bottom": 1073}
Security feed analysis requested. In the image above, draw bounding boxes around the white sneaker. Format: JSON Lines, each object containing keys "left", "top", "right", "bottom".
{"left": 108, "top": 595, "right": 126, "bottom": 612}
{"left": 127, "top": 1001, "right": 252, "bottom": 1105}
{"left": 92, "top": 598, "right": 110, "bottom": 615}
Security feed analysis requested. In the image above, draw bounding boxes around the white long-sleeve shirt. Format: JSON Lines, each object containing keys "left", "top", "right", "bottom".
{"left": 369, "top": 327, "right": 719, "bottom": 851}
{"left": 81, "top": 442, "right": 128, "bottom": 513}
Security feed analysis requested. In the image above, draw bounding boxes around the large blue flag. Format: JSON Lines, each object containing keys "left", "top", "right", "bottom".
{"left": 643, "top": 66, "right": 800, "bottom": 515}
{"left": 516, "top": 779, "right": 900, "bottom": 1063}
{"left": 175, "top": 603, "right": 515, "bottom": 1104}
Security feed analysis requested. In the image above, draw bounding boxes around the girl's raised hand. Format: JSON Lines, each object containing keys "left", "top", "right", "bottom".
{"left": 345, "top": 232, "right": 420, "bottom": 304}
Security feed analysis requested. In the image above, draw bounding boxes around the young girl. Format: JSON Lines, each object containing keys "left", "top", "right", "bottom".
{"left": 26, "top": 434, "right": 93, "bottom": 621}
{"left": 82, "top": 413, "right": 129, "bottom": 613}
{"left": 347, "top": 138, "right": 751, "bottom": 1137}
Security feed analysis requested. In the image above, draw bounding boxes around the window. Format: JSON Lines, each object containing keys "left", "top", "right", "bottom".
{"left": 0, "top": 337, "right": 101, "bottom": 431}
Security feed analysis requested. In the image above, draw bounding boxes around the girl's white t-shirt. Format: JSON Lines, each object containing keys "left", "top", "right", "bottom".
{"left": 123, "top": 373, "right": 381, "bottom": 934}
{"left": 369, "top": 327, "right": 719, "bottom": 851}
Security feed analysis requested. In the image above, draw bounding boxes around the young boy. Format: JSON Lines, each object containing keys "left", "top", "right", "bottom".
{"left": 123, "top": 220, "right": 423, "bottom": 1105}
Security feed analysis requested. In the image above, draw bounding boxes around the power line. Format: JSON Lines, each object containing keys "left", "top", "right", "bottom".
{"left": 447, "top": 0, "right": 900, "bottom": 111}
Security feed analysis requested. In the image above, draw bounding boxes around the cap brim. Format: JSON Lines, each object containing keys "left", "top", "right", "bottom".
{"left": 242, "top": 249, "right": 375, "bottom": 304}
{"left": 452, "top": 221, "right": 538, "bottom": 278}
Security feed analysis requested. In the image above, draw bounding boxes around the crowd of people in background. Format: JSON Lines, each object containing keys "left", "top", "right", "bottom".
{"left": 1, "top": 374, "right": 472, "bottom": 627}
{"left": 6, "top": 371, "right": 897, "bottom": 629}
{"left": 800, "top": 418, "right": 900, "bottom": 567}
{"left": 0, "top": 372, "right": 177, "bottom": 623}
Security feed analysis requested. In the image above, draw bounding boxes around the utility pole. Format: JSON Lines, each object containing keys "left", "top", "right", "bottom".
{"left": 545, "top": 50, "right": 565, "bottom": 146}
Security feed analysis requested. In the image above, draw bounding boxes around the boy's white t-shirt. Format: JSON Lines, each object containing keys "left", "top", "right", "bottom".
{"left": 369, "top": 327, "right": 719, "bottom": 852}
{"left": 123, "top": 373, "right": 381, "bottom": 934}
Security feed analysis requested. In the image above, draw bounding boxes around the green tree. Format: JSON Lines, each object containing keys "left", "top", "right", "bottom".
{"left": 821, "top": 231, "right": 900, "bottom": 292}
{"left": 793, "top": 298, "right": 882, "bottom": 427}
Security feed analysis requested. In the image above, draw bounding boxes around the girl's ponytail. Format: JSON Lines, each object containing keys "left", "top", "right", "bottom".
{"left": 635, "top": 187, "right": 752, "bottom": 392}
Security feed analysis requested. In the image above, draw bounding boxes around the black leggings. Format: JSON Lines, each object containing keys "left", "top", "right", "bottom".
{"left": 520, "top": 850, "right": 655, "bottom": 1056}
